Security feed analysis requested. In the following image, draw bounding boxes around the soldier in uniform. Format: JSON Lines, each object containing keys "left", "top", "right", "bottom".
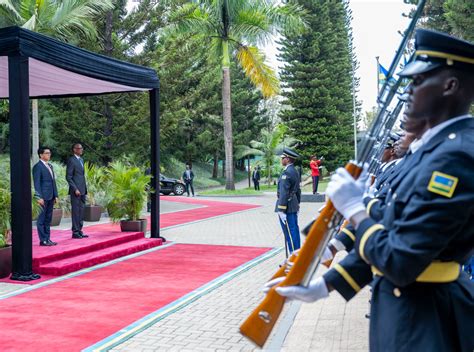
{"left": 270, "top": 29, "right": 474, "bottom": 351}
{"left": 275, "top": 147, "right": 302, "bottom": 254}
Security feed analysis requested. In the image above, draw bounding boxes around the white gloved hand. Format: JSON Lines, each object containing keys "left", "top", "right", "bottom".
{"left": 321, "top": 247, "right": 333, "bottom": 262}
{"left": 326, "top": 166, "right": 368, "bottom": 220}
{"left": 278, "top": 211, "right": 287, "bottom": 223}
{"left": 363, "top": 173, "right": 376, "bottom": 198}
{"left": 275, "top": 277, "right": 329, "bottom": 303}
{"left": 262, "top": 276, "right": 285, "bottom": 294}
{"left": 329, "top": 237, "right": 346, "bottom": 252}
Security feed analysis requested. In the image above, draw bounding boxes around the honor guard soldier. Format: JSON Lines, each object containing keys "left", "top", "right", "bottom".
{"left": 269, "top": 29, "right": 474, "bottom": 351}
{"left": 276, "top": 147, "right": 302, "bottom": 255}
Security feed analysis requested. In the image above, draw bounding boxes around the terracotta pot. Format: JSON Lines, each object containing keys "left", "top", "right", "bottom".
{"left": 0, "top": 246, "right": 12, "bottom": 278}
{"left": 84, "top": 205, "right": 102, "bottom": 222}
{"left": 51, "top": 208, "right": 63, "bottom": 226}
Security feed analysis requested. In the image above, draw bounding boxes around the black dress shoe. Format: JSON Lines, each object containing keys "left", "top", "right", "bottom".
{"left": 48, "top": 240, "right": 58, "bottom": 245}
{"left": 40, "top": 241, "right": 53, "bottom": 246}
{"left": 80, "top": 233, "right": 89, "bottom": 238}
{"left": 72, "top": 233, "right": 83, "bottom": 239}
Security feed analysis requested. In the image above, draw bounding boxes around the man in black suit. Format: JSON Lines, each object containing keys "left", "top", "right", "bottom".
{"left": 33, "top": 147, "right": 58, "bottom": 246}
{"left": 66, "top": 143, "right": 89, "bottom": 239}
{"left": 252, "top": 166, "right": 261, "bottom": 190}
{"left": 182, "top": 164, "right": 195, "bottom": 197}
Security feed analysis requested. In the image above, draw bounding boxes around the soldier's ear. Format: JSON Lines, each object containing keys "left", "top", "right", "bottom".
{"left": 443, "top": 76, "right": 460, "bottom": 97}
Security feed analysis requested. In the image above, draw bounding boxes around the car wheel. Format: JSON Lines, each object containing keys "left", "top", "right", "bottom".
{"left": 173, "top": 184, "right": 186, "bottom": 196}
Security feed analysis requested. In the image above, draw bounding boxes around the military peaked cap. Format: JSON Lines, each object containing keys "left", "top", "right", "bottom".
{"left": 399, "top": 29, "right": 474, "bottom": 77}
{"left": 281, "top": 147, "right": 300, "bottom": 159}
{"left": 385, "top": 133, "right": 400, "bottom": 148}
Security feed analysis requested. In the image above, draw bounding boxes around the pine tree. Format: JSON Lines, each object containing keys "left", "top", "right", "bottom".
{"left": 279, "top": 0, "right": 356, "bottom": 171}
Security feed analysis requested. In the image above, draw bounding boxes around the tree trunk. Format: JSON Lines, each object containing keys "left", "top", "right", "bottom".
{"left": 212, "top": 153, "right": 218, "bottom": 179}
{"left": 102, "top": 11, "right": 114, "bottom": 164}
{"left": 247, "top": 156, "right": 251, "bottom": 188}
{"left": 31, "top": 99, "right": 39, "bottom": 163}
{"left": 222, "top": 159, "right": 225, "bottom": 178}
{"left": 222, "top": 66, "right": 234, "bottom": 190}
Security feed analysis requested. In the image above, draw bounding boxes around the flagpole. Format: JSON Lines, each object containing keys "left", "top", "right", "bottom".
{"left": 376, "top": 56, "right": 380, "bottom": 97}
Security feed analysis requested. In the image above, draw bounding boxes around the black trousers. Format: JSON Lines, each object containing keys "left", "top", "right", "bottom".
{"left": 185, "top": 180, "right": 194, "bottom": 196}
{"left": 312, "top": 176, "right": 319, "bottom": 194}
{"left": 70, "top": 194, "right": 86, "bottom": 234}
{"left": 253, "top": 179, "right": 260, "bottom": 190}
{"left": 37, "top": 198, "right": 54, "bottom": 242}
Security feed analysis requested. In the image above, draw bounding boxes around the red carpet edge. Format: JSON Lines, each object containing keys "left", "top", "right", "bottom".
{"left": 83, "top": 247, "right": 283, "bottom": 352}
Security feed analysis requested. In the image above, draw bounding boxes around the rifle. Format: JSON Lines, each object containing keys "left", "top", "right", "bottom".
{"left": 239, "top": 0, "right": 426, "bottom": 347}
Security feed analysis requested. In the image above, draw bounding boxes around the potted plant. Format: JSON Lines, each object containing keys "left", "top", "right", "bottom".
{"left": 106, "top": 161, "right": 151, "bottom": 232}
{"left": 0, "top": 186, "right": 12, "bottom": 278}
{"left": 84, "top": 162, "right": 108, "bottom": 222}
{"left": 0, "top": 181, "right": 42, "bottom": 278}
{"left": 49, "top": 162, "right": 70, "bottom": 226}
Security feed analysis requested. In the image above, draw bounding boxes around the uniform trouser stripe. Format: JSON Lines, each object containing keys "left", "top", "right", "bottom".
{"left": 334, "top": 264, "right": 361, "bottom": 292}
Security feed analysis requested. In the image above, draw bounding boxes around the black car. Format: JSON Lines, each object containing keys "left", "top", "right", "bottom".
{"left": 160, "top": 174, "right": 186, "bottom": 196}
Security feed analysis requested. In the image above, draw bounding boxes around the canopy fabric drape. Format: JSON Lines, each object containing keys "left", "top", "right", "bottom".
{"left": 0, "top": 26, "right": 159, "bottom": 98}
{"left": 1, "top": 26, "right": 161, "bottom": 281}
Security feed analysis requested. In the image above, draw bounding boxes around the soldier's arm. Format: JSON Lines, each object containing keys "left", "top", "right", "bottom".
{"left": 323, "top": 250, "right": 374, "bottom": 301}
{"left": 276, "top": 173, "right": 291, "bottom": 212}
{"left": 353, "top": 150, "right": 474, "bottom": 287}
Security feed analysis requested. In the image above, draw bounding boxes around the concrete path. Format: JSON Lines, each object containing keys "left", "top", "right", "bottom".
{"left": 0, "top": 194, "right": 370, "bottom": 351}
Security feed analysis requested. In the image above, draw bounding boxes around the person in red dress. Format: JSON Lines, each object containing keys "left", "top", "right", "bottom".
{"left": 309, "top": 155, "right": 323, "bottom": 194}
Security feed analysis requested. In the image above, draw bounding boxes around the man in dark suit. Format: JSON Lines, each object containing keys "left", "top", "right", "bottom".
{"left": 33, "top": 147, "right": 58, "bottom": 246}
{"left": 66, "top": 143, "right": 88, "bottom": 239}
{"left": 182, "top": 164, "right": 195, "bottom": 197}
{"left": 252, "top": 166, "right": 261, "bottom": 190}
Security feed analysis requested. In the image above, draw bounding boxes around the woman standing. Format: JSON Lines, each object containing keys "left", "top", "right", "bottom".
{"left": 309, "top": 155, "right": 323, "bottom": 194}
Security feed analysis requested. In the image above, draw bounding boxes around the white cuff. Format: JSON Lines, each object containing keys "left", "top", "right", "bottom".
{"left": 329, "top": 238, "right": 346, "bottom": 252}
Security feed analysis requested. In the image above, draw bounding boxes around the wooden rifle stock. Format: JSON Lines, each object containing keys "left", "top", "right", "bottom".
{"left": 239, "top": 163, "right": 362, "bottom": 347}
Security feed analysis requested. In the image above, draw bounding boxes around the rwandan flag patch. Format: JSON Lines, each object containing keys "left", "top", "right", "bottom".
{"left": 427, "top": 171, "right": 458, "bottom": 198}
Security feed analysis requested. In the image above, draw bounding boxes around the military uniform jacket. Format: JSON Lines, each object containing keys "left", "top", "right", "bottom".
{"left": 327, "top": 118, "right": 474, "bottom": 351}
{"left": 275, "top": 163, "right": 301, "bottom": 214}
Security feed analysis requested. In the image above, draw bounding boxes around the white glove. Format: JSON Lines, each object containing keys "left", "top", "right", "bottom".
{"left": 363, "top": 174, "right": 376, "bottom": 198}
{"left": 278, "top": 211, "right": 287, "bottom": 223}
{"left": 321, "top": 247, "right": 333, "bottom": 262}
{"left": 275, "top": 277, "right": 329, "bottom": 303}
{"left": 329, "top": 237, "right": 346, "bottom": 252}
{"left": 326, "top": 166, "right": 368, "bottom": 220}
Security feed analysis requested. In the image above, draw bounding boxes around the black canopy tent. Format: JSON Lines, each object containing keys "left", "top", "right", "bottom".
{"left": 0, "top": 26, "right": 162, "bottom": 281}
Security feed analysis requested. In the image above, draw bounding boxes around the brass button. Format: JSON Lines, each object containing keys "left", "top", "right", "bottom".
{"left": 392, "top": 193, "right": 397, "bottom": 200}
{"left": 393, "top": 288, "right": 401, "bottom": 297}
{"left": 448, "top": 133, "right": 456, "bottom": 140}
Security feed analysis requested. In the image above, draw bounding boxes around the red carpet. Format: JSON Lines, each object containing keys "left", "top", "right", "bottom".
{"left": 0, "top": 244, "right": 270, "bottom": 352}
{"left": 0, "top": 197, "right": 260, "bottom": 281}
{"left": 159, "top": 196, "right": 260, "bottom": 228}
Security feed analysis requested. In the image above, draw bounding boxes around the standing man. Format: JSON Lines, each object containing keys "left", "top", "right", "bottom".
{"left": 33, "top": 147, "right": 58, "bottom": 246}
{"left": 182, "top": 164, "right": 195, "bottom": 197}
{"left": 309, "top": 155, "right": 323, "bottom": 194}
{"left": 66, "top": 143, "right": 88, "bottom": 239}
{"left": 275, "top": 147, "right": 302, "bottom": 254}
{"left": 272, "top": 30, "right": 474, "bottom": 351}
{"left": 252, "top": 166, "right": 261, "bottom": 191}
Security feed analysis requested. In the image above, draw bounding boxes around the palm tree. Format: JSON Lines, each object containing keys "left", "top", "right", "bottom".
{"left": 0, "top": 0, "right": 114, "bottom": 163}
{"left": 169, "top": 0, "right": 306, "bottom": 190}
{"left": 236, "top": 124, "right": 299, "bottom": 186}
